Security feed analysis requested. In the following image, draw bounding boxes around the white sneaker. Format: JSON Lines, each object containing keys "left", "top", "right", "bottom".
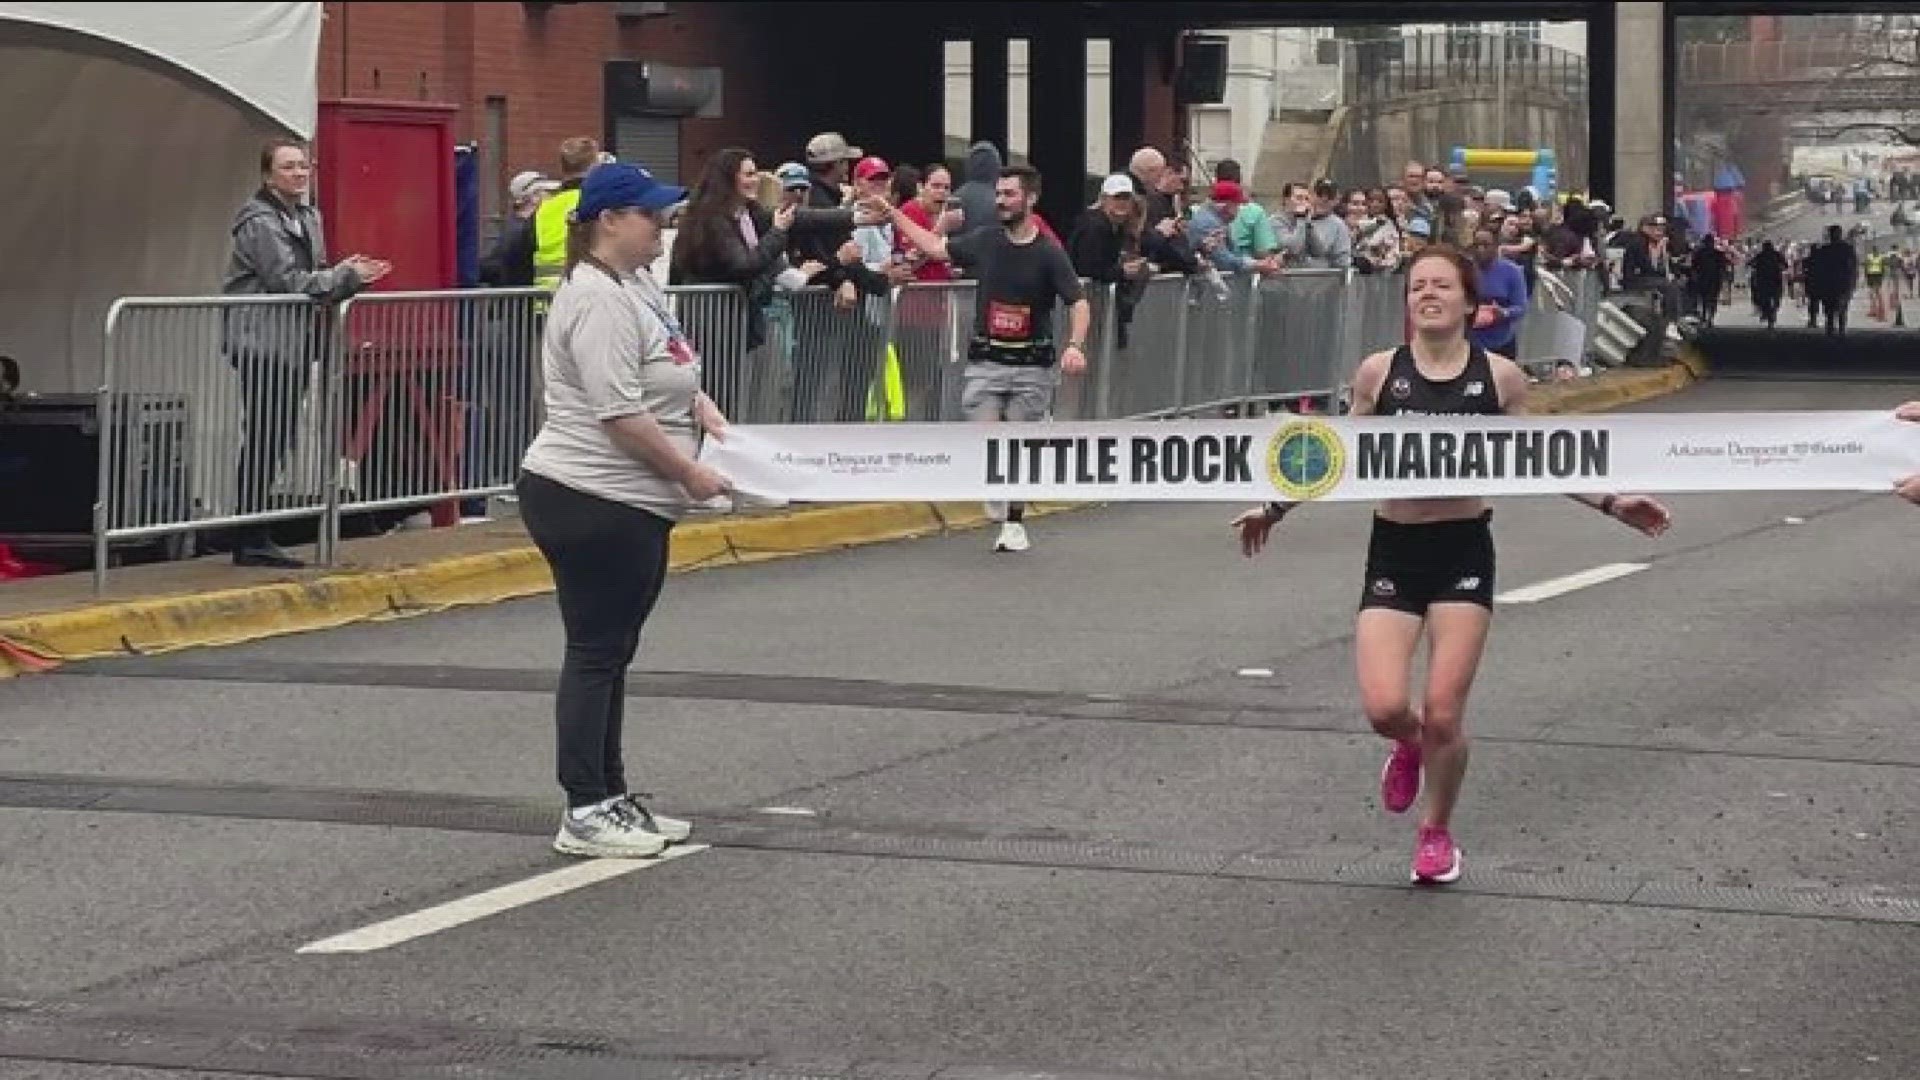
{"left": 984, "top": 500, "right": 1009, "bottom": 523}
{"left": 993, "top": 522, "right": 1030, "bottom": 553}
{"left": 619, "top": 794, "right": 692, "bottom": 844}
{"left": 552, "top": 800, "right": 668, "bottom": 859}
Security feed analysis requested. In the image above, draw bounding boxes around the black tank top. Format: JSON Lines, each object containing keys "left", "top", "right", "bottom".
{"left": 1375, "top": 344, "right": 1502, "bottom": 417}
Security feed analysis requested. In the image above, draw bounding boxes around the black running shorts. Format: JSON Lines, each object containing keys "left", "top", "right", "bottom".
{"left": 1359, "top": 511, "right": 1497, "bottom": 615}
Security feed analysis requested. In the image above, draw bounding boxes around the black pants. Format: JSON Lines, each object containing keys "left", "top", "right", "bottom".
{"left": 1809, "top": 293, "right": 1849, "bottom": 335}
{"left": 233, "top": 352, "right": 313, "bottom": 549}
{"left": 516, "top": 471, "right": 674, "bottom": 808}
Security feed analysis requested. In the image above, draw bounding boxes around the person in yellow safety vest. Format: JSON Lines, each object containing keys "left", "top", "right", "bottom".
{"left": 1866, "top": 247, "right": 1888, "bottom": 321}
{"left": 533, "top": 137, "right": 604, "bottom": 296}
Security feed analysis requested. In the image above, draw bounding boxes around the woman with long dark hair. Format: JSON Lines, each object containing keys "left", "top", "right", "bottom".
{"left": 1230, "top": 246, "right": 1673, "bottom": 884}
{"left": 668, "top": 148, "right": 799, "bottom": 418}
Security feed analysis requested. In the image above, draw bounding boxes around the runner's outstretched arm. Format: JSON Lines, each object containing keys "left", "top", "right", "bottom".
{"left": 1492, "top": 353, "right": 1674, "bottom": 538}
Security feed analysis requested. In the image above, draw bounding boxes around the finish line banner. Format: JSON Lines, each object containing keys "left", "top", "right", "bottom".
{"left": 700, "top": 412, "right": 1920, "bottom": 504}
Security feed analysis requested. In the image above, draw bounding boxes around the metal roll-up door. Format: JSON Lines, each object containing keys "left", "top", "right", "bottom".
{"left": 612, "top": 115, "right": 681, "bottom": 182}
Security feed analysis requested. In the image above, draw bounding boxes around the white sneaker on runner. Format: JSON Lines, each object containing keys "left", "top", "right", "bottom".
{"left": 994, "top": 522, "right": 1030, "bottom": 553}
{"left": 984, "top": 501, "right": 1009, "bottom": 522}
{"left": 553, "top": 800, "right": 669, "bottom": 859}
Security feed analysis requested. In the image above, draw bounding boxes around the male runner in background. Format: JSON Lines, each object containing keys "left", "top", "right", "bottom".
{"left": 881, "top": 165, "right": 1091, "bottom": 552}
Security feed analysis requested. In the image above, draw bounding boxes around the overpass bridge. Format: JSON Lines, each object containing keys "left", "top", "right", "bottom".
{"left": 1679, "top": 37, "right": 1920, "bottom": 116}
{"left": 1692, "top": 73, "right": 1920, "bottom": 114}
{"left": 764, "top": 1, "right": 1918, "bottom": 230}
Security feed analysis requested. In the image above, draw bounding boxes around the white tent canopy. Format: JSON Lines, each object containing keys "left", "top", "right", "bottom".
{"left": 0, "top": 2, "right": 321, "bottom": 394}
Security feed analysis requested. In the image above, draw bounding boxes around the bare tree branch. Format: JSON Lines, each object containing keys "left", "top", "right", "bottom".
{"left": 1825, "top": 122, "right": 1920, "bottom": 147}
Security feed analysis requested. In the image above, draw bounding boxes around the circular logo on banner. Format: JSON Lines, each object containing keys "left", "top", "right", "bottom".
{"left": 1266, "top": 420, "right": 1345, "bottom": 501}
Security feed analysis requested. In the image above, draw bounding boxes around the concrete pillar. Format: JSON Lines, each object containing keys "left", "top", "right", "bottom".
{"left": 1109, "top": 30, "right": 1147, "bottom": 173}
{"left": 1028, "top": 31, "right": 1089, "bottom": 231}
{"left": 971, "top": 33, "right": 1009, "bottom": 156}
{"left": 1612, "top": 2, "right": 1667, "bottom": 221}
{"left": 877, "top": 30, "right": 945, "bottom": 171}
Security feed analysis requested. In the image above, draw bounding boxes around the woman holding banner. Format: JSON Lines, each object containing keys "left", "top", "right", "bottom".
{"left": 1231, "top": 245, "right": 1673, "bottom": 885}
{"left": 518, "top": 163, "right": 733, "bottom": 859}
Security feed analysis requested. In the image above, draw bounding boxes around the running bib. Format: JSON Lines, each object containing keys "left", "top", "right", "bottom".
{"left": 986, "top": 300, "right": 1034, "bottom": 341}
{"left": 701, "top": 411, "right": 1920, "bottom": 504}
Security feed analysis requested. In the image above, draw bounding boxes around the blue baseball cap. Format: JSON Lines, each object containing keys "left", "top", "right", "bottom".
{"left": 573, "top": 163, "right": 686, "bottom": 220}
{"left": 774, "top": 162, "right": 811, "bottom": 190}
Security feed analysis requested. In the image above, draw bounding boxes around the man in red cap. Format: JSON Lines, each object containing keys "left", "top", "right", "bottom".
{"left": 850, "top": 156, "right": 905, "bottom": 273}
{"left": 1213, "top": 159, "right": 1278, "bottom": 260}
{"left": 1190, "top": 179, "right": 1281, "bottom": 277}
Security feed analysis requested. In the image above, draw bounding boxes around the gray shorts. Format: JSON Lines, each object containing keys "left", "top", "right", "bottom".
{"left": 961, "top": 362, "right": 1057, "bottom": 422}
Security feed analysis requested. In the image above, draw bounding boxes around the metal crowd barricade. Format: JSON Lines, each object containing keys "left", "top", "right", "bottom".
{"left": 667, "top": 284, "right": 753, "bottom": 422}
{"left": 1349, "top": 271, "right": 1410, "bottom": 360}
{"left": 95, "top": 263, "right": 1640, "bottom": 591}
{"left": 321, "top": 288, "right": 545, "bottom": 552}
{"left": 889, "top": 280, "right": 975, "bottom": 422}
{"left": 778, "top": 283, "right": 894, "bottom": 424}
{"left": 94, "top": 295, "right": 338, "bottom": 592}
{"left": 1514, "top": 268, "right": 1604, "bottom": 375}
{"left": 1245, "top": 269, "right": 1354, "bottom": 409}
{"left": 1097, "top": 274, "right": 1189, "bottom": 419}
{"left": 1176, "top": 272, "right": 1255, "bottom": 415}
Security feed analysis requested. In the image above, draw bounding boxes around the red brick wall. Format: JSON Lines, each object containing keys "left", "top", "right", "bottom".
{"left": 317, "top": 2, "right": 787, "bottom": 194}
{"left": 312, "top": 4, "right": 1160, "bottom": 204}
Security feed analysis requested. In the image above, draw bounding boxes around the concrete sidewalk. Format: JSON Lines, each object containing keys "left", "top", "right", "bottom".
{"left": 0, "top": 362, "right": 1698, "bottom": 677}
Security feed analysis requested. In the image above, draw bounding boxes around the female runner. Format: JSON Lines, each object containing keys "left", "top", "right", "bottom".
{"left": 1233, "top": 245, "right": 1672, "bottom": 883}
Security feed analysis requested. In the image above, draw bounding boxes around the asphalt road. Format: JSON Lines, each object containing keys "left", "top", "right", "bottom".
{"left": 4, "top": 378, "right": 1920, "bottom": 1079}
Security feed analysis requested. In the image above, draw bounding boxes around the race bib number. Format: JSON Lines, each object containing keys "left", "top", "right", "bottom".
{"left": 987, "top": 300, "right": 1033, "bottom": 341}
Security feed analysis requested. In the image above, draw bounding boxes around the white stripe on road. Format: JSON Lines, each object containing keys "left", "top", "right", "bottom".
{"left": 1494, "top": 562, "right": 1649, "bottom": 605}
{"left": 297, "top": 844, "right": 708, "bottom": 955}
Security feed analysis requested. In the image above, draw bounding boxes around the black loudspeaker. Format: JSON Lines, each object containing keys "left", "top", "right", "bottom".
{"left": 0, "top": 393, "right": 191, "bottom": 539}
{"left": 1176, "top": 36, "right": 1229, "bottom": 106}
{"left": 605, "top": 59, "right": 649, "bottom": 115}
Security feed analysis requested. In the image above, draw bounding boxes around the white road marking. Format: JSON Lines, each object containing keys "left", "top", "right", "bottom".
{"left": 1236, "top": 667, "right": 1275, "bottom": 678}
{"left": 297, "top": 844, "right": 707, "bottom": 955}
{"left": 1494, "top": 563, "right": 1649, "bottom": 605}
{"left": 756, "top": 806, "right": 818, "bottom": 817}
{"left": 1784, "top": 516, "right": 1807, "bottom": 526}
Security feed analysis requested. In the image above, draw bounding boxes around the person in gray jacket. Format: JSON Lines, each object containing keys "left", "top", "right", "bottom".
{"left": 953, "top": 141, "right": 1004, "bottom": 241}
{"left": 1272, "top": 178, "right": 1353, "bottom": 270}
{"left": 222, "top": 138, "right": 387, "bottom": 567}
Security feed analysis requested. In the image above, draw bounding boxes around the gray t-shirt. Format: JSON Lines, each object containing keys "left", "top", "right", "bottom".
{"left": 520, "top": 263, "right": 702, "bottom": 519}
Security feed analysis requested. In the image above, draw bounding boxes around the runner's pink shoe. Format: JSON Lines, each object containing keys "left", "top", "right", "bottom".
{"left": 1380, "top": 738, "right": 1422, "bottom": 814}
{"left": 1412, "top": 826, "right": 1462, "bottom": 884}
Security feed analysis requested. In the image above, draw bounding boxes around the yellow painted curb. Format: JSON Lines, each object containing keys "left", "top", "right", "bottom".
{"left": 725, "top": 503, "right": 944, "bottom": 564}
{"left": 0, "top": 546, "right": 555, "bottom": 674}
{"left": 1531, "top": 362, "right": 1697, "bottom": 415}
{"left": 0, "top": 501, "right": 1079, "bottom": 678}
